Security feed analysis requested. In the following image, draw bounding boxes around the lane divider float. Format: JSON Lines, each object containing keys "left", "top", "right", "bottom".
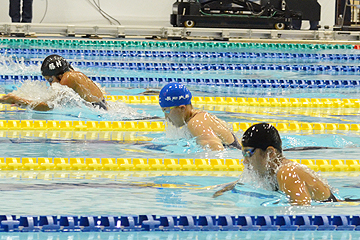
{"left": 0, "top": 157, "right": 358, "bottom": 172}
{"left": 0, "top": 214, "right": 358, "bottom": 232}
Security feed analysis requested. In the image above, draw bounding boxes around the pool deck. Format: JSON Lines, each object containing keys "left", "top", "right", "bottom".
{"left": 1, "top": 22, "right": 360, "bottom": 44}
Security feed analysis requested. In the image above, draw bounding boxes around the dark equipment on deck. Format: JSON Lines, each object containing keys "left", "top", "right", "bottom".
{"left": 171, "top": 0, "right": 321, "bottom": 30}
{"left": 334, "top": 0, "right": 360, "bottom": 31}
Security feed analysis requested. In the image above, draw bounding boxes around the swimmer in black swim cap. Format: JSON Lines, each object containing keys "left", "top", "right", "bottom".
{"left": 41, "top": 54, "right": 72, "bottom": 81}
{"left": 214, "top": 122, "right": 339, "bottom": 205}
{"left": 0, "top": 54, "right": 107, "bottom": 111}
{"left": 239, "top": 123, "right": 337, "bottom": 205}
{"left": 242, "top": 122, "right": 282, "bottom": 153}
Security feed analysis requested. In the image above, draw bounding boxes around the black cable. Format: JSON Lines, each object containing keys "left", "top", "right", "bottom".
{"left": 39, "top": 0, "right": 48, "bottom": 23}
{"left": 99, "top": 0, "right": 121, "bottom": 25}
{"left": 40, "top": 0, "right": 121, "bottom": 25}
{"left": 91, "top": 0, "right": 114, "bottom": 25}
{"left": 86, "top": 0, "right": 113, "bottom": 25}
{"left": 93, "top": 0, "right": 121, "bottom": 25}
{"left": 85, "top": 0, "right": 121, "bottom": 25}
{"left": 92, "top": 0, "right": 114, "bottom": 25}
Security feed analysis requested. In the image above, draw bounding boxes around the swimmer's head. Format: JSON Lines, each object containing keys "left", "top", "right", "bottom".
{"left": 41, "top": 54, "right": 71, "bottom": 77}
{"left": 242, "top": 123, "right": 282, "bottom": 153}
{"left": 159, "top": 83, "right": 192, "bottom": 108}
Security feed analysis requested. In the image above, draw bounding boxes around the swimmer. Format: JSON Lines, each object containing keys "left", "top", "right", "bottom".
{"left": 159, "top": 82, "right": 241, "bottom": 151}
{"left": 0, "top": 54, "right": 107, "bottom": 111}
{"left": 214, "top": 123, "right": 338, "bottom": 205}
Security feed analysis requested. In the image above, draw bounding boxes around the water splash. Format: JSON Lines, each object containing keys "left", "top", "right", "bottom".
{"left": 6, "top": 80, "right": 151, "bottom": 121}
{"left": 164, "top": 121, "right": 193, "bottom": 140}
{"left": 239, "top": 165, "right": 279, "bottom": 192}
{"left": 105, "top": 100, "right": 150, "bottom": 121}
{"left": 12, "top": 80, "right": 53, "bottom": 101}
{"left": 239, "top": 152, "right": 280, "bottom": 192}
{"left": 0, "top": 55, "right": 40, "bottom": 75}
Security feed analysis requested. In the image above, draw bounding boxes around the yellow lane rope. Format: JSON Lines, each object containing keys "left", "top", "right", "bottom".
{"left": 0, "top": 157, "right": 358, "bottom": 172}
{"left": 0, "top": 120, "right": 359, "bottom": 132}
{"left": 0, "top": 95, "right": 359, "bottom": 108}
{"left": 0, "top": 171, "right": 356, "bottom": 180}
{"left": 104, "top": 95, "right": 360, "bottom": 109}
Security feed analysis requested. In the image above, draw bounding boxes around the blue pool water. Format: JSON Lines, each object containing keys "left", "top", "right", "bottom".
{"left": 1, "top": 132, "right": 360, "bottom": 160}
{"left": 0, "top": 174, "right": 358, "bottom": 216}
{"left": 1, "top": 39, "right": 360, "bottom": 239}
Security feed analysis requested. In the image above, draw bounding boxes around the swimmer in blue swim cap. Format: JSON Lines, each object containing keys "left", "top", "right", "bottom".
{"left": 159, "top": 82, "right": 241, "bottom": 151}
{"left": 0, "top": 54, "right": 107, "bottom": 111}
{"left": 239, "top": 123, "right": 337, "bottom": 205}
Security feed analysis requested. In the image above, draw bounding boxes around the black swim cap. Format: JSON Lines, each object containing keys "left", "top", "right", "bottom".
{"left": 241, "top": 123, "right": 282, "bottom": 153}
{"left": 41, "top": 55, "right": 71, "bottom": 77}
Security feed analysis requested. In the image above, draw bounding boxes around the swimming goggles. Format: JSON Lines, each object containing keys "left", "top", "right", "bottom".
{"left": 242, "top": 148, "right": 256, "bottom": 158}
{"left": 162, "top": 106, "right": 177, "bottom": 114}
{"left": 46, "top": 76, "right": 55, "bottom": 83}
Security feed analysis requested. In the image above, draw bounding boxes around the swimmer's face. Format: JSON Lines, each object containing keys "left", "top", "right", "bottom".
{"left": 162, "top": 106, "right": 185, "bottom": 127}
{"left": 242, "top": 147, "right": 268, "bottom": 176}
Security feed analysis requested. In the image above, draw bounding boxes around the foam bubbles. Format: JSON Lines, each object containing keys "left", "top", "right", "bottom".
{"left": 0, "top": 55, "right": 39, "bottom": 75}
{"left": 239, "top": 153, "right": 280, "bottom": 191}
{"left": 12, "top": 80, "right": 54, "bottom": 102}
{"left": 105, "top": 100, "right": 151, "bottom": 121}
{"left": 7, "top": 80, "right": 151, "bottom": 121}
{"left": 165, "top": 121, "right": 193, "bottom": 140}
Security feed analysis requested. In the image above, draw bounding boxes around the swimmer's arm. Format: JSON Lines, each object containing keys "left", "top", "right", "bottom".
{"left": 197, "top": 135, "right": 225, "bottom": 151}
{"left": 0, "top": 94, "right": 52, "bottom": 111}
{"left": 277, "top": 168, "right": 312, "bottom": 206}
{"left": 212, "top": 180, "right": 240, "bottom": 198}
{"left": 187, "top": 120, "right": 224, "bottom": 151}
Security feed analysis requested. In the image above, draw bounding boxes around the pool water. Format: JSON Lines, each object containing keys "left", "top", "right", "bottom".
{"left": 0, "top": 173, "right": 359, "bottom": 217}
{"left": 1, "top": 39, "right": 360, "bottom": 239}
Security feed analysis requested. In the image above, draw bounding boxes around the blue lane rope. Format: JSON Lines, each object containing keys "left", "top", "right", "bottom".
{"left": 0, "top": 214, "right": 358, "bottom": 232}
{"left": 9, "top": 60, "right": 360, "bottom": 73}
{"left": 1, "top": 75, "right": 360, "bottom": 88}
{"left": 2, "top": 48, "right": 360, "bottom": 62}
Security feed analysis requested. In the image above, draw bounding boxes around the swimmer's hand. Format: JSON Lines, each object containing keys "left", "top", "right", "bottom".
{"left": 0, "top": 94, "right": 26, "bottom": 106}
{"left": 140, "top": 90, "right": 160, "bottom": 95}
{"left": 0, "top": 94, "right": 50, "bottom": 111}
{"left": 0, "top": 94, "right": 18, "bottom": 104}
{"left": 212, "top": 180, "right": 241, "bottom": 198}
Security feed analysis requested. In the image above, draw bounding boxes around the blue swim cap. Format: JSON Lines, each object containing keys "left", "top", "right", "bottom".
{"left": 159, "top": 83, "right": 192, "bottom": 108}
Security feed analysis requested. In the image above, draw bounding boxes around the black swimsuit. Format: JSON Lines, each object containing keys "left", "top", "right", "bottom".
{"left": 324, "top": 192, "right": 360, "bottom": 202}
{"left": 224, "top": 132, "right": 242, "bottom": 150}
{"left": 91, "top": 98, "right": 107, "bottom": 110}
{"left": 322, "top": 192, "right": 338, "bottom": 202}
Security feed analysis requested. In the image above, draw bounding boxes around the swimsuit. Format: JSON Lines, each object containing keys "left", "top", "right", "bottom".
{"left": 224, "top": 132, "right": 242, "bottom": 150}
{"left": 322, "top": 192, "right": 338, "bottom": 202}
{"left": 91, "top": 98, "right": 107, "bottom": 110}
{"left": 323, "top": 192, "right": 360, "bottom": 202}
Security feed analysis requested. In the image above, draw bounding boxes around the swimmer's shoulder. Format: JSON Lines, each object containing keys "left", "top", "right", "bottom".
{"left": 277, "top": 160, "right": 302, "bottom": 177}
{"left": 279, "top": 160, "right": 322, "bottom": 182}
{"left": 188, "top": 110, "right": 207, "bottom": 122}
{"left": 62, "top": 71, "right": 87, "bottom": 80}
{"left": 61, "top": 71, "right": 91, "bottom": 87}
{"left": 186, "top": 111, "right": 212, "bottom": 134}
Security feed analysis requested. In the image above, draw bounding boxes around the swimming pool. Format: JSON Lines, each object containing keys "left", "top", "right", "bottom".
{"left": 1, "top": 38, "right": 360, "bottom": 238}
